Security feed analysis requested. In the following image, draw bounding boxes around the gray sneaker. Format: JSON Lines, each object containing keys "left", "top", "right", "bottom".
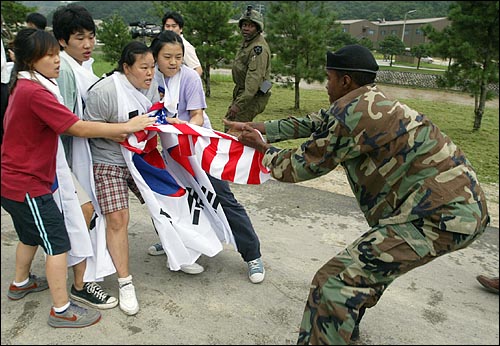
{"left": 7, "top": 273, "right": 49, "bottom": 300}
{"left": 148, "top": 242, "right": 165, "bottom": 256}
{"left": 48, "top": 301, "right": 101, "bottom": 328}
{"left": 247, "top": 258, "right": 265, "bottom": 284}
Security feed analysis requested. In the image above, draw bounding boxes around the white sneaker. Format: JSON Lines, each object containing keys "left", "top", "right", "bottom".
{"left": 119, "top": 282, "right": 139, "bottom": 315}
{"left": 167, "top": 261, "right": 204, "bottom": 275}
{"left": 180, "top": 262, "right": 204, "bottom": 275}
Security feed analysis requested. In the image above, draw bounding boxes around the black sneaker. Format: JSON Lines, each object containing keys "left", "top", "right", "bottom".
{"left": 351, "top": 323, "right": 360, "bottom": 341}
{"left": 70, "top": 282, "right": 118, "bottom": 310}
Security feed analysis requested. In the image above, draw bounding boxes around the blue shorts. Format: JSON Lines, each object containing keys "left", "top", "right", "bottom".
{"left": 1, "top": 194, "right": 71, "bottom": 256}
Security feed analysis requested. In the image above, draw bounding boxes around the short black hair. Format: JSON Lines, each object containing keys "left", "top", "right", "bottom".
{"left": 52, "top": 4, "right": 95, "bottom": 44}
{"left": 26, "top": 12, "right": 47, "bottom": 30}
{"left": 332, "top": 70, "right": 376, "bottom": 86}
{"left": 161, "top": 11, "right": 184, "bottom": 29}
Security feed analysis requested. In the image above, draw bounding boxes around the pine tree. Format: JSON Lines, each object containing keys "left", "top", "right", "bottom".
{"left": 427, "top": 1, "right": 499, "bottom": 130}
{"left": 265, "top": 1, "right": 343, "bottom": 109}
{"left": 96, "top": 14, "right": 131, "bottom": 64}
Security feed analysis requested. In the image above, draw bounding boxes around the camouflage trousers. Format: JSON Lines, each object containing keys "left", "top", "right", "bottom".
{"left": 297, "top": 219, "right": 487, "bottom": 345}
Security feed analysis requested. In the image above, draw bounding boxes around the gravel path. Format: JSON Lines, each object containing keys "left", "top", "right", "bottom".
{"left": 300, "top": 80, "right": 499, "bottom": 109}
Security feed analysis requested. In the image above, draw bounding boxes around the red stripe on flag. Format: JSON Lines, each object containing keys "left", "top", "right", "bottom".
{"left": 177, "top": 134, "right": 193, "bottom": 156}
{"left": 142, "top": 148, "right": 166, "bottom": 169}
{"left": 173, "top": 123, "right": 203, "bottom": 136}
{"left": 201, "top": 137, "right": 218, "bottom": 173}
{"left": 143, "top": 135, "right": 158, "bottom": 154}
{"left": 247, "top": 151, "right": 263, "bottom": 184}
{"left": 149, "top": 101, "right": 164, "bottom": 111}
{"left": 221, "top": 140, "right": 243, "bottom": 181}
{"left": 169, "top": 145, "right": 196, "bottom": 176}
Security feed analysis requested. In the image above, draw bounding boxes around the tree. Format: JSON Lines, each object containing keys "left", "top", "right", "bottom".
{"left": 358, "top": 37, "right": 374, "bottom": 51}
{"left": 1, "top": 1, "right": 36, "bottom": 35}
{"left": 96, "top": 14, "right": 132, "bottom": 64}
{"left": 152, "top": 1, "right": 240, "bottom": 97}
{"left": 427, "top": 1, "right": 498, "bottom": 130}
{"left": 378, "top": 35, "right": 405, "bottom": 67}
{"left": 411, "top": 43, "right": 432, "bottom": 70}
{"left": 422, "top": 24, "right": 456, "bottom": 69}
{"left": 266, "top": 1, "right": 339, "bottom": 110}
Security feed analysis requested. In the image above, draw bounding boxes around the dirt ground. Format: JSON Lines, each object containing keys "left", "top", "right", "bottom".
{"left": 297, "top": 167, "right": 498, "bottom": 228}
{"left": 300, "top": 80, "right": 499, "bottom": 109}
{"left": 375, "top": 84, "right": 499, "bottom": 109}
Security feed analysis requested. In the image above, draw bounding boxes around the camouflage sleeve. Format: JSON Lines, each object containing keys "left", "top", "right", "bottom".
{"left": 264, "top": 112, "right": 325, "bottom": 143}
{"left": 262, "top": 111, "right": 360, "bottom": 183}
{"left": 234, "top": 48, "right": 269, "bottom": 109}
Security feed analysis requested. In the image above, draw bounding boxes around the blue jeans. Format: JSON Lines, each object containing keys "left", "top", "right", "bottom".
{"left": 208, "top": 175, "right": 261, "bottom": 262}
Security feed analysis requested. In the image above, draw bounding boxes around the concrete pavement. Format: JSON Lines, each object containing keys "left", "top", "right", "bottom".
{"left": 1, "top": 179, "right": 499, "bottom": 345}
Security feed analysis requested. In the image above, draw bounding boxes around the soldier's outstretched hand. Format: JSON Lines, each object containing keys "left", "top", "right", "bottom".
{"left": 223, "top": 118, "right": 246, "bottom": 137}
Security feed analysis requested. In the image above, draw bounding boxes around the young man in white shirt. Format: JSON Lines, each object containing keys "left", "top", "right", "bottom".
{"left": 161, "top": 11, "right": 203, "bottom": 77}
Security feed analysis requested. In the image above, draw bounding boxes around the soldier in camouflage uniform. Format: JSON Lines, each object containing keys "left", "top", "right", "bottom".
{"left": 224, "top": 5, "right": 272, "bottom": 132}
{"left": 224, "top": 44, "right": 490, "bottom": 345}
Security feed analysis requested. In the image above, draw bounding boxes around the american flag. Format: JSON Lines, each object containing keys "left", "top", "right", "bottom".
{"left": 121, "top": 104, "right": 271, "bottom": 185}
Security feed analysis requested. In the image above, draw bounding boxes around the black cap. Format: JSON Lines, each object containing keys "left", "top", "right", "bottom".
{"left": 326, "top": 44, "right": 379, "bottom": 74}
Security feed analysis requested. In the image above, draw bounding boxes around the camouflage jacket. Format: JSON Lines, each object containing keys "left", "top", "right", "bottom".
{"left": 231, "top": 33, "right": 271, "bottom": 109}
{"left": 263, "top": 85, "right": 489, "bottom": 234}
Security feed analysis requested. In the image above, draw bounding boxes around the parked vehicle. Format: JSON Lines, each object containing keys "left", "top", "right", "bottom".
{"left": 421, "top": 56, "right": 434, "bottom": 63}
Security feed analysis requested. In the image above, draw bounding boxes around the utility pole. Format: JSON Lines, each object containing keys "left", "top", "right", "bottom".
{"left": 401, "top": 9, "right": 417, "bottom": 44}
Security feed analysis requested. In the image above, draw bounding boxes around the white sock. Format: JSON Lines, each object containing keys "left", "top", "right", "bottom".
{"left": 13, "top": 277, "right": 29, "bottom": 287}
{"left": 118, "top": 275, "right": 133, "bottom": 288}
{"left": 53, "top": 301, "right": 71, "bottom": 313}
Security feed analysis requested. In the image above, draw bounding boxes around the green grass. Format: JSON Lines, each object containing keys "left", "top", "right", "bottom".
{"left": 90, "top": 59, "right": 499, "bottom": 184}
{"left": 92, "top": 59, "right": 115, "bottom": 78}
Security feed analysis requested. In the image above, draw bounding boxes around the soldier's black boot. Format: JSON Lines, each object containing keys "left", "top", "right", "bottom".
{"left": 350, "top": 306, "right": 366, "bottom": 342}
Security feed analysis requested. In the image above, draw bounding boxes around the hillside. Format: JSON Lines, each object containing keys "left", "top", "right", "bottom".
{"left": 21, "top": 1, "right": 453, "bottom": 24}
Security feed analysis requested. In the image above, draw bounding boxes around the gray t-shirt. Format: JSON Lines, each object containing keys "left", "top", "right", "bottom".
{"left": 83, "top": 74, "right": 160, "bottom": 166}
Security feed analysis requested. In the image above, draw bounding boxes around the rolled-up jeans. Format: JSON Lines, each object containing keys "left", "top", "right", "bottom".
{"left": 207, "top": 175, "right": 261, "bottom": 262}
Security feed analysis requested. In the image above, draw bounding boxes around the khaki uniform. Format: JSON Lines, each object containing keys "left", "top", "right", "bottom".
{"left": 228, "top": 33, "right": 271, "bottom": 123}
{"left": 262, "top": 85, "right": 490, "bottom": 344}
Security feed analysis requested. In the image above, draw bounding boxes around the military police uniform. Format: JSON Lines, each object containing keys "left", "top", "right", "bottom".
{"left": 225, "top": 6, "right": 272, "bottom": 129}
{"left": 259, "top": 45, "right": 490, "bottom": 344}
